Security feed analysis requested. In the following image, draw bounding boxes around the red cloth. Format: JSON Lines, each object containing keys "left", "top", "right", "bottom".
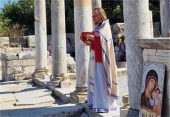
{"left": 90, "top": 36, "right": 102, "bottom": 62}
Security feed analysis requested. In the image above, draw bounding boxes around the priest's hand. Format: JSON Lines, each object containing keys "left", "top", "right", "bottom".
{"left": 86, "top": 34, "right": 94, "bottom": 41}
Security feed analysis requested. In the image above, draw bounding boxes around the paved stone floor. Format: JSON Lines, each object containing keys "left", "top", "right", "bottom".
{"left": 0, "top": 74, "right": 128, "bottom": 117}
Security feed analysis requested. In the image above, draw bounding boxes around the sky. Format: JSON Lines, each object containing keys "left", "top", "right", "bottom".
{"left": 0, "top": 0, "right": 18, "bottom": 9}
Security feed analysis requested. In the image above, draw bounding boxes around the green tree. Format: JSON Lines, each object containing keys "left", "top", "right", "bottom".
{"left": 1, "top": 0, "right": 34, "bottom": 35}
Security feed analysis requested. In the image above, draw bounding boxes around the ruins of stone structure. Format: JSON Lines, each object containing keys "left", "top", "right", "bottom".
{"left": 0, "top": 36, "right": 76, "bottom": 81}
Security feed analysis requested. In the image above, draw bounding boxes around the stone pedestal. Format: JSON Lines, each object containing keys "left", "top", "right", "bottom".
{"left": 138, "top": 38, "right": 170, "bottom": 116}
{"left": 70, "top": 87, "right": 87, "bottom": 103}
{"left": 123, "top": 0, "right": 151, "bottom": 116}
{"left": 160, "top": 0, "right": 170, "bottom": 37}
{"left": 70, "top": 0, "right": 93, "bottom": 103}
{"left": 51, "top": 0, "right": 67, "bottom": 82}
{"left": 33, "top": 69, "right": 46, "bottom": 79}
{"left": 34, "top": 0, "right": 47, "bottom": 77}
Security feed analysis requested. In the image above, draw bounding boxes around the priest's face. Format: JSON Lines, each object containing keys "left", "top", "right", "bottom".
{"left": 92, "top": 10, "right": 102, "bottom": 25}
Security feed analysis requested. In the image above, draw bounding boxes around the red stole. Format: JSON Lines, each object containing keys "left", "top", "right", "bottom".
{"left": 90, "top": 36, "right": 102, "bottom": 62}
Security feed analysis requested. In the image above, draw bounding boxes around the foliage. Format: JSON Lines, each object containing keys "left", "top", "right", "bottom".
{"left": 149, "top": 0, "right": 160, "bottom": 22}
{"left": 0, "top": 0, "right": 160, "bottom": 36}
{"left": 2, "top": 23, "right": 28, "bottom": 37}
{"left": 0, "top": 0, "right": 34, "bottom": 36}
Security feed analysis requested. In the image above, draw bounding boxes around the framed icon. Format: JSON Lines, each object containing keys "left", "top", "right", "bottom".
{"left": 139, "top": 61, "right": 165, "bottom": 117}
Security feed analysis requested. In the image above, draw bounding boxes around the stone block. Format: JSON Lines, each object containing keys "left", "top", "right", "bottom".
{"left": 5, "top": 48, "right": 22, "bottom": 53}
{"left": 22, "top": 48, "right": 35, "bottom": 51}
{"left": 113, "top": 34, "right": 124, "bottom": 39}
{"left": 116, "top": 62, "right": 127, "bottom": 68}
{"left": 120, "top": 108, "right": 128, "bottom": 117}
{"left": 6, "top": 59, "right": 35, "bottom": 67}
{"left": 70, "top": 92, "right": 87, "bottom": 103}
{"left": 9, "top": 37, "right": 27, "bottom": 47}
{"left": 0, "top": 60, "right": 6, "bottom": 67}
{"left": 112, "top": 23, "right": 124, "bottom": 34}
{"left": 138, "top": 38, "right": 170, "bottom": 50}
{"left": 53, "top": 88, "right": 75, "bottom": 103}
{"left": 32, "top": 78, "right": 49, "bottom": 87}
{"left": 4, "top": 73, "right": 14, "bottom": 81}
{"left": 6, "top": 66, "right": 22, "bottom": 74}
{"left": 23, "top": 66, "right": 35, "bottom": 74}
{"left": 17, "top": 52, "right": 35, "bottom": 59}
{"left": 143, "top": 49, "right": 156, "bottom": 55}
{"left": 0, "top": 37, "right": 9, "bottom": 47}
{"left": 25, "top": 35, "right": 35, "bottom": 47}
{"left": 1, "top": 53, "right": 18, "bottom": 60}
{"left": 60, "top": 79, "right": 71, "bottom": 88}
{"left": 15, "top": 95, "right": 55, "bottom": 106}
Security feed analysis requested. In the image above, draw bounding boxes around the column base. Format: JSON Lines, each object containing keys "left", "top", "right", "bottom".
{"left": 32, "top": 69, "right": 46, "bottom": 79}
{"left": 70, "top": 87, "right": 87, "bottom": 103}
{"left": 126, "top": 108, "right": 139, "bottom": 117}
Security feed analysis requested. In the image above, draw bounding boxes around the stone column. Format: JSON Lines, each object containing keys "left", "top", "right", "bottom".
{"left": 92, "top": 0, "right": 102, "bottom": 9}
{"left": 160, "top": 0, "right": 170, "bottom": 37}
{"left": 123, "top": 0, "right": 151, "bottom": 116}
{"left": 149, "top": 10, "right": 153, "bottom": 38}
{"left": 34, "top": 0, "right": 47, "bottom": 77}
{"left": 70, "top": 0, "right": 93, "bottom": 103}
{"left": 51, "top": 0, "right": 67, "bottom": 82}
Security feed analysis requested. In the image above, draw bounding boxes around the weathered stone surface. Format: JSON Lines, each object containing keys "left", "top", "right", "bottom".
{"left": 14, "top": 88, "right": 52, "bottom": 101}
{"left": 0, "top": 37, "right": 9, "bottom": 47}
{"left": 138, "top": 38, "right": 170, "bottom": 49}
{"left": 17, "top": 52, "right": 35, "bottom": 59}
{"left": 116, "top": 62, "right": 127, "bottom": 68}
{"left": 9, "top": 37, "right": 27, "bottom": 47}
{"left": 70, "top": 93, "right": 87, "bottom": 103}
{"left": 6, "top": 59, "right": 35, "bottom": 66}
{"left": 22, "top": 48, "right": 35, "bottom": 51}
{"left": 0, "top": 93, "right": 16, "bottom": 103}
{"left": 53, "top": 88, "right": 75, "bottom": 103}
{"left": 23, "top": 66, "right": 35, "bottom": 73}
{"left": 112, "top": 23, "right": 124, "bottom": 34}
{"left": 1, "top": 53, "right": 18, "bottom": 60}
{"left": 5, "top": 48, "right": 22, "bottom": 53}
{"left": 59, "top": 79, "right": 71, "bottom": 88}
{"left": 25, "top": 35, "right": 35, "bottom": 47}
{"left": 15, "top": 95, "right": 55, "bottom": 106}
{"left": 6, "top": 66, "right": 22, "bottom": 74}
{"left": 120, "top": 108, "right": 128, "bottom": 117}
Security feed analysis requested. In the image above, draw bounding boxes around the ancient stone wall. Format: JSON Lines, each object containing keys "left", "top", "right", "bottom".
{"left": 0, "top": 34, "right": 76, "bottom": 81}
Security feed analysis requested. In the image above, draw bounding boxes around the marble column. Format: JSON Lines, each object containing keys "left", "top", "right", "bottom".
{"left": 34, "top": 0, "right": 47, "bottom": 77}
{"left": 92, "top": 0, "right": 102, "bottom": 9}
{"left": 149, "top": 10, "right": 153, "bottom": 38}
{"left": 70, "top": 0, "right": 93, "bottom": 103}
{"left": 51, "top": 0, "right": 67, "bottom": 82}
{"left": 160, "top": 0, "right": 170, "bottom": 37}
{"left": 123, "top": 0, "right": 151, "bottom": 116}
